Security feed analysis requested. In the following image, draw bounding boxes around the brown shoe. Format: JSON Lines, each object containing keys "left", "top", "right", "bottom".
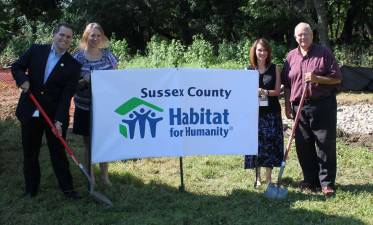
{"left": 322, "top": 186, "right": 335, "bottom": 197}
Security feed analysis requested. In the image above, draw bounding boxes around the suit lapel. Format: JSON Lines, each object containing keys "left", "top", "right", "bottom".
{"left": 44, "top": 52, "right": 68, "bottom": 85}
{"left": 39, "top": 45, "right": 51, "bottom": 86}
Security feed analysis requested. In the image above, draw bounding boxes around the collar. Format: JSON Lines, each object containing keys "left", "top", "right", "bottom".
{"left": 51, "top": 44, "right": 66, "bottom": 57}
{"left": 297, "top": 43, "right": 315, "bottom": 57}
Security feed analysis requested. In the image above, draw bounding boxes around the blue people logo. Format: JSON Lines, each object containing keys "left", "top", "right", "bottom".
{"left": 115, "top": 97, "right": 164, "bottom": 139}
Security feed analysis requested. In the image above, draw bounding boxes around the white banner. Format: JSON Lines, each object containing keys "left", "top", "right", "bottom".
{"left": 91, "top": 68, "right": 258, "bottom": 163}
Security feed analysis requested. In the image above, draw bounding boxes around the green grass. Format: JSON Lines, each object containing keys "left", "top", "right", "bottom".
{"left": 0, "top": 119, "right": 372, "bottom": 225}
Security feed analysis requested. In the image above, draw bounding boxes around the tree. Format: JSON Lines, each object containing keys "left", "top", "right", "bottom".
{"left": 313, "top": 0, "right": 330, "bottom": 46}
{"left": 269, "top": 0, "right": 330, "bottom": 47}
{"left": 340, "top": 0, "right": 372, "bottom": 44}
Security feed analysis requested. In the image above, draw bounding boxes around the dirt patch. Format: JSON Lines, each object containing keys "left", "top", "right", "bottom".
{"left": 0, "top": 69, "right": 75, "bottom": 125}
{"left": 0, "top": 68, "right": 13, "bottom": 82}
{"left": 282, "top": 125, "right": 373, "bottom": 151}
{"left": 337, "top": 128, "right": 373, "bottom": 151}
{"left": 336, "top": 91, "right": 373, "bottom": 105}
{"left": 0, "top": 82, "right": 18, "bottom": 120}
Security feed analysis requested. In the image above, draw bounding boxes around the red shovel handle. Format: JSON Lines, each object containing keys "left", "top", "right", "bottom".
{"left": 28, "top": 92, "right": 81, "bottom": 166}
{"left": 283, "top": 83, "right": 308, "bottom": 161}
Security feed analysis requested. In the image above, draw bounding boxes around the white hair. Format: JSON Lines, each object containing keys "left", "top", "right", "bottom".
{"left": 294, "top": 22, "right": 313, "bottom": 35}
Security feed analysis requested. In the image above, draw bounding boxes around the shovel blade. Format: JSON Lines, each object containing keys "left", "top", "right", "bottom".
{"left": 264, "top": 183, "right": 288, "bottom": 199}
{"left": 90, "top": 191, "right": 113, "bottom": 207}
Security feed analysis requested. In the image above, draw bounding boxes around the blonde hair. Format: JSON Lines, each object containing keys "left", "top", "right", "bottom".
{"left": 79, "top": 22, "right": 109, "bottom": 49}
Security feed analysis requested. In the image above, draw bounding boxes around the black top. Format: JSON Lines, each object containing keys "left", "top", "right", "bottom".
{"left": 257, "top": 64, "right": 281, "bottom": 115}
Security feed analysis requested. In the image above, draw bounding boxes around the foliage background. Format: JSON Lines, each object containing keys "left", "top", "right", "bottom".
{"left": 0, "top": 0, "right": 372, "bottom": 67}
{"left": 0, "top": 1, "right": 372, "bottom": 223}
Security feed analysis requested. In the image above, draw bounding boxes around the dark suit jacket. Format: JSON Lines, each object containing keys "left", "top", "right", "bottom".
{"left": 12, "top": 44, "right": 81, "bottom": 126}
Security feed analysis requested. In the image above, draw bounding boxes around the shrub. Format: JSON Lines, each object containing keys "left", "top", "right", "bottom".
{"left": 109, "top": 34, "right": 130, "bottom": 64}
{"left": 184, "top": 35, "right": 215, "bottom": 67}
{"left": 145, "top": 36, "right": 186, "bottom": 68}
{"left": 165, "top": 39, "right": 185, "bottom": 67}
{"left": 0, "top": 16, "right": 33, "bottom": 67}
{"left": 235, "top": 39, "right": 252, "bottom": 66}
{"left": 146, "top": 35, "right": 168, "bottom": 67}
{"left": 333, "top": 44, "right": 373, "bottom": 67}
{"left": 34, "top": 22, "right": 53, "bottom": 45}
{"left": 218, "top": 39, "right": 236, "bottom": 62}
{"left": 269, "top": 40, "right": 287, "bottom": 66}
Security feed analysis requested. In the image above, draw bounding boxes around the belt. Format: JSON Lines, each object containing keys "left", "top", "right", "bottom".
{"left": 292, "top": 95, "right": 333, "bottom": 105}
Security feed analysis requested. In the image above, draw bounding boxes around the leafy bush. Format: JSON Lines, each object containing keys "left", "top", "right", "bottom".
{"left": 34, "top": 22, "right": 53, "bottom": 45}
{"left": 3, "top": 20, "right": 370, "bottom": 70}
{"left": 217, "top": 39, "right": 253, "bottom": 68}
{"left": 122, "top": 54, "right": 151, "bottom": 69}
{"left": 0, "top": 16, "right": 33, "bottom": 67}
{"left": 109, "top": 34, "right": 130, "bottom": 64}
{"left": 145, "top": 36, "right": 186, "bottom": 67}
{"left": 218, "top": 40, "right": 237, "bottom": 62}
{"left": 165, "top": 39, "right": 185, "bottom": 67}
{"left": 269, "top": 40, "right": 287, "bottom": 66}
{"left": 235, "top": 39, "right": 252, "bottom": 66}
{"left": 146, "top": 35, "right": 168, "bottom": 67}
{"left": 184, "top": 35, "right": 215, "bottom": 67}
{"left": 333, "top": 44, "right": 373, "bottom": 67}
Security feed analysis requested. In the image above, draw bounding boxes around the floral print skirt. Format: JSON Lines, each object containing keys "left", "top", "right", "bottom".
{"left": 244, "top": 113, "right": 284, "bottom": 169}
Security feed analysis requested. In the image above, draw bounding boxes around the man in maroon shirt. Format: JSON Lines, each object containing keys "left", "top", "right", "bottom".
{"left": 282, "top": 22, "right": 342, "bottom": 197}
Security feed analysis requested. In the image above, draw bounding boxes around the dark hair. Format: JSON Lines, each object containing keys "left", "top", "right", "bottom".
{"left": 53, "top": 23, "right": 73, "bottom": 34}
{"left": 249, "top": 38, "right": 272, "bottom": 69}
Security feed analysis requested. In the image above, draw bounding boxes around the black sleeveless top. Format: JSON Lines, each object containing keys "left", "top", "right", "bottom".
{"left": 257, "top": 64, "right": 281, "bottom": 115}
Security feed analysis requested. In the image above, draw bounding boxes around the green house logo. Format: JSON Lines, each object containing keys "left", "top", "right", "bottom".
{"left": 115, "top": 97, "right": 164, "bottom": 139}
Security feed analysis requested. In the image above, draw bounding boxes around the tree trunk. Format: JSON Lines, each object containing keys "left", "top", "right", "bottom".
{"left": 313, "top": 0, "right": 330, "bottom": 47}
{"left": 178, "top": 0, "right": 192, "bottom": 45}
{"left": 340, "top": 0, "right": 358, "bottom": 43}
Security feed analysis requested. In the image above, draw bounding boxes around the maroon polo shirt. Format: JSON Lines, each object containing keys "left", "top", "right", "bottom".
{"left": 282, "top": 44, "right": 342, "bottom": 102}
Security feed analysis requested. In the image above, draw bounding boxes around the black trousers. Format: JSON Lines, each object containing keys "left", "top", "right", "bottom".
{"left": 292, "top": 95, "right": 337, "bottom": 188}
{"left": 21, "top": 117, "right": 74, "bottom": 194}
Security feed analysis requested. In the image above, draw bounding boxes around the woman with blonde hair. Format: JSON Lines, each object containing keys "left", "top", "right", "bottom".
{"left": 73, "top": 22, "right": 118, "bottom": 186}
{"left": 244, "top": 38, "right": 284, "bottom": 187}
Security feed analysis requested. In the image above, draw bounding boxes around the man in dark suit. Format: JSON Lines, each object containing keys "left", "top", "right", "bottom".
{"left": 12, "top": 23, "right": 82, "bottom": 199}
